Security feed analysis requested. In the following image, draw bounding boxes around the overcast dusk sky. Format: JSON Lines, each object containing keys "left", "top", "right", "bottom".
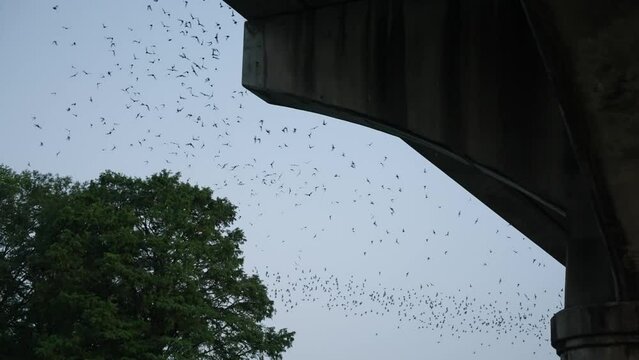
{"left": 0, "top": 1, "right": 564, "bottom": 359}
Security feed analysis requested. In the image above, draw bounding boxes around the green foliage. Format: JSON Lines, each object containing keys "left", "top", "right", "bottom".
{"left": 0, "top": 166, "right": 294, "bottom": 360}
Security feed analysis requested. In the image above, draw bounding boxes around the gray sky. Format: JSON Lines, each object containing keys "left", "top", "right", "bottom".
{"left": 0, "top": 1, "right": 564, "bottom": 359}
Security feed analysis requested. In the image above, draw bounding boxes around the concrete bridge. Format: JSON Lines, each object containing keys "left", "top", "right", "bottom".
{"left": 222, "top": 1, "right": 639, "bottom": 358}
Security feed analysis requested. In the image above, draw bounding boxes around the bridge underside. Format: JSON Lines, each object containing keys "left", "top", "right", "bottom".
{"left": 224, "top": 0, "right": 639, "bottom": 358}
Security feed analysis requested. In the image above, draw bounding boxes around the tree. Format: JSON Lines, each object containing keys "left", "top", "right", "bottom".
{"left": 0, "top": 166, "right": 294, "bottom": 360}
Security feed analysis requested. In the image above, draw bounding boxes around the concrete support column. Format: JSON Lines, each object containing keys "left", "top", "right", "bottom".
{"left": 551, "top": 302, "right": 639, "bottom": 359}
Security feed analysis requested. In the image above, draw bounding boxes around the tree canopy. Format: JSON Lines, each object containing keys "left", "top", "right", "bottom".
{"left": 0, "top": 166, "right": 294, "bottom": 360}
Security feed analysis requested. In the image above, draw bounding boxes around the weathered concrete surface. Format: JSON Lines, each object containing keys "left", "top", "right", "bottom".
{"left": 224, "top": 0, "right": 639, "bottom": 358}
{"left": 239, "top": 0, "right": 572, "bottom": 266}
{"left": 521, "top": 2, "right": 639, "bottom": 356}
{"left": 522, "top": 0, "right": 639, "bottom": 301}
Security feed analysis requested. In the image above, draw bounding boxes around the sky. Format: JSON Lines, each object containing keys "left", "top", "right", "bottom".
{"left": 0, "top": 1, "right": 564, "bottom": 359}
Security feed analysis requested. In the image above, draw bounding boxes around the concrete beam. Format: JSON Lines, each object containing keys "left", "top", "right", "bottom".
{"left": 521, "top": 0, "right": 639, "bottom": 299}
{"left": 238, "top": 0, "right": 572, "bottom": 264}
